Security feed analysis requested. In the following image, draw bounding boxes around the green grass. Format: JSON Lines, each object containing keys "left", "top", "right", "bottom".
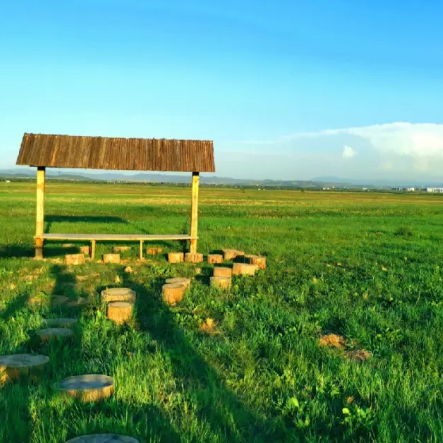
{"left": 2, "top": 181, "right": 443, "bottom": 442}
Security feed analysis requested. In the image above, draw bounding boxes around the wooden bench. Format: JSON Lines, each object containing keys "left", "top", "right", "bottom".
{"left": 37, "top": 233, "right": 197, "bottom": 260}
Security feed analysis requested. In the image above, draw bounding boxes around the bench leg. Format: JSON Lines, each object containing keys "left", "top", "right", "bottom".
{"left": 139, "top": 240, "right": 144, "bottom": 260}
{"left": 35, "top": 237, "right": 44, "bottom": 260}
{"left": 91, "top": 240, "right": 96, "bottom": 260}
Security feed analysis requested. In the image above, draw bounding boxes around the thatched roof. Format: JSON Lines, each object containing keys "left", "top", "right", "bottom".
{"left": 16, "top": 133, "right": 215, "bottom": 172}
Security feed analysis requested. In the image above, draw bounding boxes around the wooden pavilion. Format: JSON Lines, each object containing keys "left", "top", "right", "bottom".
{"left": 16, "top": 133, "right": 215, "bottom": 259}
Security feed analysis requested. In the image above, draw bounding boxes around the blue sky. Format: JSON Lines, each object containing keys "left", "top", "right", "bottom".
{"left": 1, "top": 0, "right": 443, "bottom": 180}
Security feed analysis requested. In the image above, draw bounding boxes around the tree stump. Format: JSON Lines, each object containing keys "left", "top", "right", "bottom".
{"left": 207, "top": 254, "right": 223, "bottom": 264}
{"left": 246, "top": 255, "right": 267, "bottom": 270}
{"left": 146, "top": 247, "right": 163, "bottom": 255}
{"left": 36, "top": 328, "right": 73, "bottom": 342}
{"left": 101, "top": 288, "right": 136, "bottom": 303}
{"left": 162, "top": 283, "right": 186, "bottom": 306}
{"left": 185, "top": 252, "right": 204, "bottom": 263}
{"left": 210, "top": 276, "right": 231, "bottom": 289}
{"left": 54, "top": 374, "right": 114, "bottom": 402}
{"left": 79, "top": 246, "right": 90, "bottom": 255}
{"left": 168, "top": 252, "right": 184, "bottom": 264}
{"left": 107, "top": 302, "right": 133, "bottom": 324}
{"left": 64, "top": 254, "right": 85, "bottom": 265}
{"left": 165, "top": 277, "right": 191, "bottom": 288}
{"left": 213, "top": 267, "right": 232, "bottom": 278}
{"left": 0, "top": 354, "right": 49, "bottom": 382}
{"left": 113, "top": 246, "right": 131, "bottom": 253}
{"left": 103, "top": 254, "right": 120, "bottom": 264}
{"left": 232, "top": 263, "right": 259, "bottom": 276}
{"left": 65, "top": 434, "right": 139, "bottom": 443}
{"left": 42, "top": 318, "right": 77, "bottom": 328}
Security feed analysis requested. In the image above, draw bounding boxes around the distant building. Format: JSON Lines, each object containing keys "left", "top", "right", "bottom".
{"left": 426, "top": 188, "right": 443, "bottom": 193}
{"left": 391, "top": 187, "right": 415, "bottom": 192}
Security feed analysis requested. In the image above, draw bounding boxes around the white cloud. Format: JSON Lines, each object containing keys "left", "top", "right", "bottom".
{"left": 342, "top": 145, "right": 356, "bottom": 159}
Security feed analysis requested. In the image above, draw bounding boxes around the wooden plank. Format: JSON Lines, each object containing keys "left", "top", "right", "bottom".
{"left": 35, "top": 167, "right": 45, "bottom": 259}
{"left": 40, "top": 234, "right": 196, "bottom": 241}
{"left": 190, "top": 171, "right": 199, "bottom": 254}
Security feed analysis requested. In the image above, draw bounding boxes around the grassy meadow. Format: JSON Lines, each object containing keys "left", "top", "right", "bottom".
{"left": 2, "top": 181, "right": 443, "bottom": 442}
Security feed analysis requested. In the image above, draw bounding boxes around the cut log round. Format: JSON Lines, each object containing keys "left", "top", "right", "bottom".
{"left": 213, "top": 267, "right": 232, "bottom": 278}
{"left": 0, "top": 354, "right": 49, "bottom": 382}
{"left": 207, "top": 254, "right": 223, "bottom": 264}
{"left": 65, "top": 434, "right": 139, "bottom": 443}
{"left": 107, "top": 302, "right": 133, "bottom": 324}
{"left": 246, "top": 255, "right": 267, "bottom": 270}
{"left": 162, "top": 283, "right": 186, "bottom": 306}
{"left": 222, "top": 249, "right": 238, "bottom": 260}
{"left": 79, "top": 246, "right": 90, "bottom": 255}
{"left": 146, "top": 247, "right": 163, "bottom": 255}
{"left": 103, "top": 254, "right": 120, "bottom": 264}
{"left": 168, "top": 252, "right": 184, "bottom": 264}
{"left": 210, "top": 276, "right": 231, "bottom": 289}
{"left": 42, "top": 318, "right": 78, "bottom": 328}
{"left": 185, "top": 252, "right": 204, "bottom": 263}
{"left": 232, "top": 263, "right": 259, "bottom": 276}
{"left": 36, "top": 328, "right": 73, "bottom": 342}
{"left": 64, "top": 254, "right": 85, "bottom": 265}
{"left": 54, "top": 374, "right": 114, "bottom": 402}
{"left": 165, "top": 277, "right": 191, "bottom": 288}
{"left": 101, "top": 288, "right": 136, "bottom": 303}
{"left": 113, "top": 246, "right": 131, "bottom": 253}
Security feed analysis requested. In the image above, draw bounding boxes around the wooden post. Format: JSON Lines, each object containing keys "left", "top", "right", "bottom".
{"left": 91, "top": 240, "right": 96, "bottom": 260}
{"left": 190, "top": 172, "right": 199, "bottom": 253}
{"left": 35, "top": 167, "right": 46, "bottom": 259}
{"left": 139, "top": 240, "right": 143, "bottom": 260}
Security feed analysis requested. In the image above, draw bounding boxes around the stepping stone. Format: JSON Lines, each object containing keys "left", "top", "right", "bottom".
{"left": 42, "top": 318, "right": 78, "bottom": 328}
{"left": 207, "top": 254, "right": 223, "bottom": 264}
{"left": 113, "top": 246, "right": 131, "bottom": 253}
{"left": 168, "top": 252, "right": 184, "bottom": 264}
{"left": 0, "top": 354, "right": 49, "bottom": 382}
{"left": 101, "top": 288, "right": 136, "bottom": 303}
{"left": 213, "top": 267, "right": 232, "bottom": 278}
{"left": 165, "top": 277, "right": 191, "bottom": 288}
{"left": 103, "top": 254, "right": 120, "bottom": 264}
{"left": 146, "top": 247, "right": 162, "bottom": 255}
{"left": 107, "top": 302, "right": 133, "bottom": 324}
{"left": 222, "top": 249, "right": 244, "bottom": 260}
{"left": 232, "top": 263, "right": 259, "bottom": 276}
{"left": 210, "top": 276, "right": 231, "bottom": 289}
{"left": 184, "top": 252, "right": 204, "bottom": 263}
{"left": 51, "top": 295, "right": 70, "bottom": 306}
{"left": 162, "top": 283, "right": 186, "bottom": 306}
{"left": 64, "top": 254, "right": 85, "bottom": 265}
{"left": 79, "top": 246, "right": 90, "bottom": 255}
{"left": 66, "top": 297, "right": 89, "bottom": 307}
{"left": 54, "top": 374, "right": 114, "bottom": 402}
{"left": 36, "top": 328, "right": 73, "bottom": 342}
{"left": 246, "top": 255, "right": 267, "bottom": 270}
{"left": 65, "top": 434, "right": 139, "bottom": 443}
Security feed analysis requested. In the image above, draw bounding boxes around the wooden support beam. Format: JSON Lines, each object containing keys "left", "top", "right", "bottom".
{"left": 190, "top": 172, "right": 199, "bottom": 254}
{"left": 91, "top": 240, "right": 96, "bottom": 260}
{"left": 139, "top": 240, "right": 144, "bottom": 260}
{"left": 35, "top": 167, "right": 45, "bottom": 259}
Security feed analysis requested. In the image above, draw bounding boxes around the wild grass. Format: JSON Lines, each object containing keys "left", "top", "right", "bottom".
{"left": 1, "top": 181, "right": 443, "bottom": 442}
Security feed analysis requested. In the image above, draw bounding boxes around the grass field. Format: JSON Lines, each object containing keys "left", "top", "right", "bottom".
{"left": 2, "top": 181, "right": 443, "bottom": 442}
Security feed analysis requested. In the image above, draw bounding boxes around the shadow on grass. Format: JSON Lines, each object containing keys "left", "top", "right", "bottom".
{"left": 45, "top": 215, "right": 127, "bottom": 232}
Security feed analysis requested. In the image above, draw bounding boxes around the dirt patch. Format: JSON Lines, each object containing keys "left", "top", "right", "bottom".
{"left": 199, "top": 318, "right": 219, "bottom": 335}
{"left": 345, "top": 349, "right": 372, "bottom": 361}
{"left": 319, "top": 334, "right": 346, "bottom": 349}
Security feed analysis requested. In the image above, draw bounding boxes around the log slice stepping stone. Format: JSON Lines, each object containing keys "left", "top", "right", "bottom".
{"left": 213, "top": 267, "right": 232, "bottom": 278}
{"left": 103, "top": 254, "right": 120, "bottom": 264}
{"left": 65, "top": 434, "right": 139, "bottom": 443}
{"left": 36, "top": 328, "right": 73, "bottom": 342}
{"left": 79, "top": 246, "right": 90, "bottom": 255}
{"left": 54, "top": 374, "right": 114, "bottom": 402}
{"left": 101, "top": 288, "right": 136, "bottom": 303}
{"left": 232, "top": 263, "right": 259, "bottom": 276}
{"left": 168, "top": 252, "right": 184, "bottom": 263}
{"left": 165, "top": 277, "right": 191, "bottom": 288}
{"left": 162, "top": 283, "right": 186, "bottom": 306}
{"left": 42, "top": 318, "right": 78, "bottom": 328}
{"left": 185, "top": 252, "right": 204, "bottom": 263}
{"left": 207, "top": 254, "right": 223, "bottom": 264}
{"left": 0, "top": 354, "right": 49, "bottom": 382}
{"left": 222, "top": 249, "right": 244, "bottom": 260}
{"left": 146, "top": 247, "right": 162, "bottom": 255}
{"left": 113, "top": 246, "right": 131, "bottom": 253}
{"left": 210, "top": 276, "right": 231, "bottom": 289}
{"left": 107, "top": 302, "right": 133, "bottom": 324}
{"left": 246, "top": 255, "right": 267, "bottom": 270}
{"left": 64, "top": 254, "right": 85, "bottom": 265}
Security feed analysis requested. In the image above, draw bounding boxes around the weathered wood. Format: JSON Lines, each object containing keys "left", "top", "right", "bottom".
{"left": 91, "top": 240, "right": 96, "bottom": 259}
{"left": 139, "top": 240, "right": 143, "bottom": 260}
{"left": 232, "top": 263, "right": 259, "bottom": 276}
{"left": 0, "top": 354, "right": 49, "bottom": 382}
{"left": 65, "top": 434, "right": 139, "bottom": 443}
{"left": 222, "top": 249, "right": 244, "bottom": 260}
{"left": 185, "top": 252, "right": 203, "bottom": 263}
{"left": 213, "top": 267, "right": 232, "bottom": 278}
{"left": 246, "top": 255, "right": 267, "bottom": 270}
{"left": 168, "top": 252, "right": 184, "bottom": 263}
{"left": 79, "top": 246, "right": 90, "bottom": 255}
{"left": 207, "top": 254, "right": 223, "bottom": 264}
{"left": 162, "top": 283, "right": 186, "bottom": 306}
{"left": 35, "top": 166, "right": 45, "bottom": 259}
{"left": 103, "top": 253, "right": 120, "bottom": 264}
{"left": 64, "top": 254, "right": 85, "bottom": 265}
{"left": 146, "top": 247, "right": 163, "bottom": 255}
{"left": 165, "top": 277, "right": 191, "bottom": 288}
{"left": 54, "top": 374, "right": 114, "bottom": 402}
{"left": 42, "top": 233, "right": 197, "bottom": 241}
{"left": 190, "top": 172, "right": 199, "bottom": 254}
{"left": 210, "top": 276, "right": 231, "bottom": 289}
{"left": 36, "top": 328, "right": 73, "bottom": 342}
{"left": 101, "top": 288, "right": 136, "bottom": 303}
{"left": 107, "top": 302, "right": 133, "bottom": 324}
